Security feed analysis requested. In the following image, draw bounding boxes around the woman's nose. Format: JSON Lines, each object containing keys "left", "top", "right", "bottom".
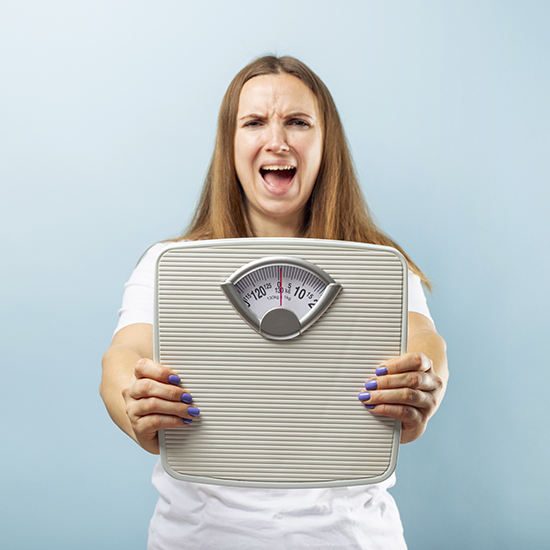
{"left": 265, "top": 123, "right": 290, "bottom": 153}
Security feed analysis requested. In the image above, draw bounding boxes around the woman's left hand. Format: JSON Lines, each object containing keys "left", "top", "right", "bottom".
{"left": 358, "top": 351, "right": 445, "bottom": 443}
{"left": 358, "top": 312, "right": 448, "bottom": 443}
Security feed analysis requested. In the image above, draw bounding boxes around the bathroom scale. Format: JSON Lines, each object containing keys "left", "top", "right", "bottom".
{"left": 155, "top": 238, "right": 407, "bottom": 489}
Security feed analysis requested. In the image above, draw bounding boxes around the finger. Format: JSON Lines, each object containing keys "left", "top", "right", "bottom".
{"left": 129, "top": 395, "right": 200, "bottom": 421}
{"left": 134, "top": 358, "right": 181, "bottom": 385}
{"left": 378, "top": 352, "right": 433, "bottom": 375}
{"left": 134, "top": 412, "right": 195, "bottom": 435}
{"left": 128, "top": 377, "right": 193, "bottom": 404}
{"left": 358, "top": 387, "right": 433, "bottom": 410}
{"left": 364, "top": 370, "right": 439, "bottom": 392}
{"left": 131, "top": 359, "right": 194, "bottom": 403}
{"left": 366, "top": 403, "right": 426, "bottom": 442}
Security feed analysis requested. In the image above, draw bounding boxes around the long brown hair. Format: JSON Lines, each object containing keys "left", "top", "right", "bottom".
{"left": 180, "top": 55, "right": 430, "bottom": 289}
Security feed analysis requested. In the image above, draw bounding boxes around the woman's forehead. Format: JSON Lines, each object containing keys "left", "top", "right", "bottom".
{"left": 237, "top": 74, "right": 319, "bottom": 118}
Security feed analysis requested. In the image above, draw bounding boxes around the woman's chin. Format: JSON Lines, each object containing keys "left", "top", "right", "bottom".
{"left": 248, "top": 199, "right": 305, "bottom": 234}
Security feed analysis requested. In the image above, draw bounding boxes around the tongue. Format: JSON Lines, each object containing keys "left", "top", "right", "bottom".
{"left": 263, "top": 169, "right": 294, "bottom": 186}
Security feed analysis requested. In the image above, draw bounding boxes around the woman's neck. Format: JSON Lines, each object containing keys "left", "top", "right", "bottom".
{"left": 248, "top": 212, "right": 302, "bottom": 238}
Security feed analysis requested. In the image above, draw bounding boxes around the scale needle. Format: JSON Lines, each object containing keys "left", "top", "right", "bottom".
{"left": 280, "top": 267, "right": 282, "bottom": 306}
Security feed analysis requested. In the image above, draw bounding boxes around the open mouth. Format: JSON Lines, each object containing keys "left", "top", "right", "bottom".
{"left": 260, "top": 165, "right": 297, "bottom": 187}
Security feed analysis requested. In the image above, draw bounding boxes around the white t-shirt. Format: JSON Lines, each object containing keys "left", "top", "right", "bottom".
{"left": 115, "top": 242, "right": 434, "bottom": 550}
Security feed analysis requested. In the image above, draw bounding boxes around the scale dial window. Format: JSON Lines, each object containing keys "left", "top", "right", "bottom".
{"left": 221, "top": 256, "right": 342, "bottom": 340}
{"left": 234, "top": 264, "right": 327, "bottom": 320}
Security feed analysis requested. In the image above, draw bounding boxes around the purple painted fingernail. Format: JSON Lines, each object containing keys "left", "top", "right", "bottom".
{"left": 358, "top": 392, "right": 371, "bottom": 401}
{"left": 365, "top": 404, "right": 376, "bottom": 409}
{"left": 187, "top": 407, "right": 200, "bottom": 417}
{"left": 375, "top": 366, "right": 388, "bottom": 376}
{"left": 183, "top": 418, "right": 193, "bottom": 424}
{"left": 181, "top": 393, "right": 192, "bottom": 404}
{"left": 365, "top": 379, "right": 378, "bottom": 390}
{"left": 168, "top": 374, "right": 181, "bottom": 385}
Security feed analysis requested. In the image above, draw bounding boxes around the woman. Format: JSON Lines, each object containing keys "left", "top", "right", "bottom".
{"left": 101, "top": 55, "right": 448, "bottom": 549}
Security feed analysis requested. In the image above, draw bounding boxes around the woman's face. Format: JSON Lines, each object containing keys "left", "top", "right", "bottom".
{"left": 234, "top": 73, "right": 323, "bottom": 237}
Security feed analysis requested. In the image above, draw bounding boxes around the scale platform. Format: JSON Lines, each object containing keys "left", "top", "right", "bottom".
{"left": 155, "top": 238, "right": 407, "bottom": 489}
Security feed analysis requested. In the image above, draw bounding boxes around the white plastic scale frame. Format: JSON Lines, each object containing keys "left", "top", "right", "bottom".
{"left": 155, "top": 238, "right": 408, "bottom": 489}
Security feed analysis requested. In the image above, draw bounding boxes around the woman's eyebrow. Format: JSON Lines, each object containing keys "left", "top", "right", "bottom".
{"left": 238, "top": 111, "right": 316, "bottom": 122}
{"left": 285, "top": 111, "right": 315, "bottom": 120}
{"left": 238, "top": 112, "right": 266, "bottom": 121}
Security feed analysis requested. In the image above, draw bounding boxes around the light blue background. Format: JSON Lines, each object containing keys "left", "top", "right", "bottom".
{"left": 1, "top": 1, "right": 548, "bottom": 548}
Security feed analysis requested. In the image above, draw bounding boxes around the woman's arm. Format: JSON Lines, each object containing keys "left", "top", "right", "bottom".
{"left": 100, "top": 323, "right": 199, "bottom": 454}
{"left": 358, "top": 312, "right": 448, "bottom": 444}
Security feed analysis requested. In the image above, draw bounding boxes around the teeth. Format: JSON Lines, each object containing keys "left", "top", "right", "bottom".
{"left": 261, "top": 165, "right": 295, "bottom": 171}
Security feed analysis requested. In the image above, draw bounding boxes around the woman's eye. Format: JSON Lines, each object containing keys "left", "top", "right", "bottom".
{"left": 290, "top": 119, "right": 309, "bottom": 128}
{"left": 244, "top": 120, "right": 262, "bottom": 128}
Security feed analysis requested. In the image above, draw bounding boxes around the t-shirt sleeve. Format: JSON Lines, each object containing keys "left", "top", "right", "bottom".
{"left": 407, "top": 270, "right": 434, "bottom": 325}
{"left": 113, "top": 243, "right": 169, "bottom": 335}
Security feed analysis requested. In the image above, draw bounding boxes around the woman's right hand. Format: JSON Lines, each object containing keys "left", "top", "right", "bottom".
{"left": 121, "top": 358, "right": 200, "bottom": 454}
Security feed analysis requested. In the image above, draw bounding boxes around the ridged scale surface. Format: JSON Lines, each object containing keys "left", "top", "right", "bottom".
{"left": 157, "top": 241, "right": 405, "bottom": 487}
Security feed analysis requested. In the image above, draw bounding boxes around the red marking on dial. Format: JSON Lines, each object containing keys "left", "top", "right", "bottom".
{"left": 280, "top": 267, "right": 283, "bottom": 306}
